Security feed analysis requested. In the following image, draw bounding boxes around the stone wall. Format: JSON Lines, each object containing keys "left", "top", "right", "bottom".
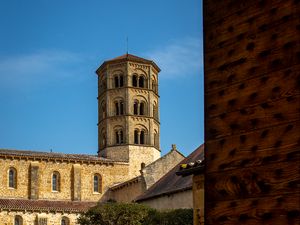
{"left": 139, "top": 190, "right": 193, "bottom": 210}
{"left": 110, "top": 147, "right": 184, "bottom": 202}
{"left": 193, "top": 174, "right": 204, "bottom": 225}
{"left": 110, "top": 176, "right": 146, "bottom": 203}
{"left": 0, "top": 157, "right": 129, "bottom": 201}
{"left": 141, "top": 147, "right": 185, "bottom": 189}
{"left": 0, "top": 158, "right": 30, "bottom": 199}
{"left": 0, "top": 211, "right": 79, "bottom": 225}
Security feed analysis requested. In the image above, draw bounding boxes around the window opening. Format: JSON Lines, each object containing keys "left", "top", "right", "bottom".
{"left": 134, "top": 130, "right": 139, "bottom": 144}
{"left": 9, "top": 168, "right": 16, "bottom": 188}
{"left": 132, "top": 75, "right": 138, "bottom": 87}
{"left": 140, "top": 130, "right": 145, "bottom": 144}
{"left": 139, "top": 76, "right": 144, "bottom": 88}
{"left": 52, "top": 172, "right": 60, "bottom": 192}
{"left": 120, "top": 75, "right": 124, "bottom": 87}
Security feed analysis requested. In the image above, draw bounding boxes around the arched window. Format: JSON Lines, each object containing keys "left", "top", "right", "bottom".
{"left": 120, "top": 101, "right": 124, "bottom": 115}
{"left": 94, "top": 174, "right": 102, "bottom": 193}
{"left": 115, "top": 129, "right": 124, "bottom": 144}
{"left": 141, "top": 163, "right": 146, "bottom": 170}
{"left": 134, "top": 101, "right": 138, "bottom": 115}
{"left": 133, "top": 100, "right": 147, "bottom": 116}
{"left": 139, "top": 76, "right": 145, "bottom": 88}
{"left": 115, "top": 100, "right": 125, "bottom": 116}
{"left": 120, "top": 75, "right": 124, "bottom": 87}
{"left": 120, "top": 130, "right": 124, "bottom": 143}
{"left": 8, "top": 167, "right": 17, "bottom": 188}
{"left": 52, "top": 171, "right": 60, "bottom": 192}
{"left": 114, "top": 74, "right": 124, "bottom": 88}
{"left": 61, "top": 217, "right": 70, "bottom": 225}
{"left": 115, "top": 131, "right": 119, "bottom": 144}
{"left": 140, "top": 102, "right": 144, "bottom": 115}
{"left": 14, "top": 215, "right": 23, "bottom": 225}
{"left": 134, "top": 130, "right": 139, "bottom": 144}
{"left": 114, "top": 76, "right": 119, "bottom": 88}
{"left": 132, "top": 75, "right": 138, "bottom": 87}
{"left": 115, "top": 102, "right": 119, "bottom": 115}
{"left": 140, "top": 130, "right": 145, "bottom": 144}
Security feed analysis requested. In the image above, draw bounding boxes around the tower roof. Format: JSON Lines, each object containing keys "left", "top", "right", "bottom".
{"left": 96, "top": 53, "right": 161, "bottom": 73}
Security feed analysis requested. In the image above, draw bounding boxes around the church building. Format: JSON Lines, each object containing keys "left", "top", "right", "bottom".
{"left": 0, "top": 54, "right": 184, "bottom": 225}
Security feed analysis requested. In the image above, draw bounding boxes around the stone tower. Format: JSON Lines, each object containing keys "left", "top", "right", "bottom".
{"left": 96, "top": 54, "right": 161, "bottom": 177}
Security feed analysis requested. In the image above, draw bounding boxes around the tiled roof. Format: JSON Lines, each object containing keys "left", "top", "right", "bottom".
{"left": 96, "top": 53, "right": 161, "bottom": 73}
{"left": 0, "top": 199, "right": 97, "bottom": 213}
{"left": 135, "top": 144, "right": 204, "bottom": 202}
{"left": 0, "top": 149, "right": 128, "bottom": 164}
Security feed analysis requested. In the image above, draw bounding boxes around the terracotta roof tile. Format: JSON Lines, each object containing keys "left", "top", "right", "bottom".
{"left": 0, "top": 149, "right": 128, "bottom": 164}
{"left": 96, "top": 53, "right": 160, "bottom": 73}
{"left": 135, "top": 144, "right": 204, "bottom": 201}
{"left": 0, "top": 199, "right": 97, "bottom": 213}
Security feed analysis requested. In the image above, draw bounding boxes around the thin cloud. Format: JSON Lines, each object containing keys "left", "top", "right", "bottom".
{"left": 0, "top": 50, "right": 87, "bottom": 90}
{"left": 146, "top": 37, "right": 203, "bottom": 78}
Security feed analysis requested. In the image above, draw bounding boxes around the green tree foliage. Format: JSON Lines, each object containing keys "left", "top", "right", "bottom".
{"left": 144, "top": 208, "right": 193, "bottom": 225}
{"left": 78, "top": 202, "right": 193, "bottom": 225}
{"left": 78, "top": 202, "right": 154, "bottom": 225}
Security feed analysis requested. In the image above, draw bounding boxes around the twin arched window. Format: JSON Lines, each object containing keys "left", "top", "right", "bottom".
{"left": 8, "top": 167, "right": 17, "bottom": 189}
{"left": 132, "top": 75, "right": 145, "bottom": 88}
{"left": 52, "top": 171, "right": 60, "bottom": 192}
{"left": 115, "top": 129, "right": 124, "bottom": 144}
{"left": 115, "top": 100, "right": 124, "bottom": 115}
{"left": 114, "top": 74, "right": 124, "bottom": 88}
{"left": 134, "top": 129, "right": 146, "bottom": 145}
{"left": 14, "top": 215, "right": 23, "bottom": 225}
{"left": 133, "top": 101, "right": 145, "bottom": 115}
{"left": 94, "top": 174, "right": 102, "bottom": 193}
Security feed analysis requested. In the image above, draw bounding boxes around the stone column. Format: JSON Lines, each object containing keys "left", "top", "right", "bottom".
{"left": 29, "top": 162, "right": 39, "bottom": 199}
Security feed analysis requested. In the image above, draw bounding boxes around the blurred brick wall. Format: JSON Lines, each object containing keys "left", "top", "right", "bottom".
{"left": 203, "top": 0, "right": 300, "bottom": 224}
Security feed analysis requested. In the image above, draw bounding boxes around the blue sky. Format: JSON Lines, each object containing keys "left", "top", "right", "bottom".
{"left": 0, "top": 0, "right": 203, "bottom": 157}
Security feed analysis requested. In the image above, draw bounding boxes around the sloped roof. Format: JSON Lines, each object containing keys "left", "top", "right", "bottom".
{"left": 135, "top": 144, "right": 204, "bottom": 201}
{"left": 96, "top": 53, "right": 161, "bottom": 73}
{"left": 0, "top": 199, "right": 97, "bottom": 213}
{"left": 0, "top": 149, "right": 128, "bottom": 164}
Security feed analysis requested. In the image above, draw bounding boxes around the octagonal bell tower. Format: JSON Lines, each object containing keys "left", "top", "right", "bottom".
{"left": 96, "top": 54, "right": 161, "bottom": 177}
